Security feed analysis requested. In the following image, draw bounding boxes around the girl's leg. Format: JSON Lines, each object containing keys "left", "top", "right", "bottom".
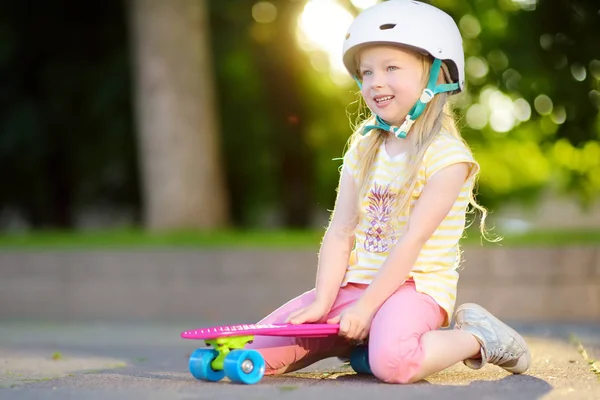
{"left": 246, "top": 285, "right": 362, "bottom": 375}
{"left": 408, "top": 328, "right": 480, "bottom": 382}
{"left": 413, "top": 302, "right": 532, "bottom": 380}
{"left": 367, "top": 281, "right": 479, "bottom": 384}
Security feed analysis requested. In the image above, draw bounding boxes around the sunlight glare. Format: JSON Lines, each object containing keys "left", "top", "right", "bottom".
{"left": 350, "top": 0, "right": 379, "bottom": 10}
{"left": 297, "top": 0, "right": 354, "bottom": 83}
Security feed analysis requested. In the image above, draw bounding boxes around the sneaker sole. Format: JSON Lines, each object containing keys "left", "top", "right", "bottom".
{"left": 455, "top": 303, "right": 531, "bottom": 374}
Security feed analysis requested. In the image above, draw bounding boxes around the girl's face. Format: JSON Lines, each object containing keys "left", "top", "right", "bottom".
{"left": 358, "top": 45, "right": 425, "bottom": 127}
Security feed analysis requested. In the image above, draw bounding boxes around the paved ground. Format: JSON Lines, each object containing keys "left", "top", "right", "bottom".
{"left": 0, "top": 321, "right": 598, "bottom": 399}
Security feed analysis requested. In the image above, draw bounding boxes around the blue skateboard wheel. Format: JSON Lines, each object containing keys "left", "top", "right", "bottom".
{"left": 189, "top": 348, "right": 225, "bottom": 382}
{"left": 350, "top": 346, "right": 372, "bottom": 375}
{"left": 223, "top": 349, "right": 266, "bottom": 384}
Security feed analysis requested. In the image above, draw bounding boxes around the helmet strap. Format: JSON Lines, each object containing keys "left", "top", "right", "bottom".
{"left": 358, "top": 58, "right": 459, "bottom": 139}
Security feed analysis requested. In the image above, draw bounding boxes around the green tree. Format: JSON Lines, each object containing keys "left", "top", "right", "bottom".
{"left": 130, "top": 0, "right": 229, "bottom": 230}
{"left": 429, "top": 0, "right": 600, "bottom": 208}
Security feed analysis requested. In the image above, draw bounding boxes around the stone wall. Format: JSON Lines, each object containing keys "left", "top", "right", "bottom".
{"left": 0, "top": 246, "right": 598, "bottom": 322}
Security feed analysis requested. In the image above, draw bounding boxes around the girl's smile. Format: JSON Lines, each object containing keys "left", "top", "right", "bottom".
{"left": 359, "top": 46, "right": 425, "bottom": 127}
{"left": 373, "top": 95, "right": 395, "bottom": 108}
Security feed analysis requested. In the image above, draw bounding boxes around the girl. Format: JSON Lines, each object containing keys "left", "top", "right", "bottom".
{"left": 247, "top": 0, "right": 531, "bottom": 383}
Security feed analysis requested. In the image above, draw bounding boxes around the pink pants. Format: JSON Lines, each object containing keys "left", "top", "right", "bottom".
{"left": 246, "top": 280, "right": 445, "bottom": 383}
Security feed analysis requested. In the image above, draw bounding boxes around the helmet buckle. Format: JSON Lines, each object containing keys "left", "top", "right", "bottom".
{"left": 393, "top": 116, "right": 415, "bottom": 138}
{"left": 419, "top": 88, "right": 435, "bottom": 104}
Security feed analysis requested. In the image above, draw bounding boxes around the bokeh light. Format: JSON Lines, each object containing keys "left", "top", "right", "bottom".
{"left": 459, "top": 15, "right": 481, "bottom": 39}
{"left": 534, "top": 94, "right": 553, "bottom": 116}
{"left": 252, "top": 2, "right": 277, "bottom": 24}
{"left": 589, "top": 60, "right": 600, "bottom": 79}
{"left": 511, "top": 0, "right": 538, "bottom": 11}
{"left": 570, "top": 63, "right": 587, "bottom": 82}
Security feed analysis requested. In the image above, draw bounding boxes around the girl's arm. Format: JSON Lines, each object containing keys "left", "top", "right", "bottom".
{"left": 355, "top": 162, "right": 469, "bottom": 312}
{"left": 314, "top": 165, "right": 359, "bottom": 310}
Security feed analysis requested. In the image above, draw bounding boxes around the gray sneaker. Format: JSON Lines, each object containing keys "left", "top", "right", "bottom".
{"left": 454, "top": 303, "right": 531, "bottom": 374}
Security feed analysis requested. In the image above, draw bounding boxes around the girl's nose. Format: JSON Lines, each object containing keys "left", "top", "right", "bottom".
{"left": 369, "top": 72, "right": 385, "bottom": 88}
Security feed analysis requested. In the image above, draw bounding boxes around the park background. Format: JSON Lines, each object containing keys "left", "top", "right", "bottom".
{"left": 0, "top": 0, "right": 599, "bottom": 325}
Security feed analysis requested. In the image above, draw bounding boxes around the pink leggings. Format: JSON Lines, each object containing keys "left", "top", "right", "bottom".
{"left": 246, "top": 280, "right": 445, "bottom": 383}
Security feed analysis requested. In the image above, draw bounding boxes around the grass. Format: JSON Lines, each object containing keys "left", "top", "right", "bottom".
{"left": 0, "top": 227, "right": 598, "bottom": 250}
{"left": 0, "top": 229, "right": 323, "bottom": 249}
{"left": 463, "top": 227, "right": 600, "bottom": 247}
{"left": 570, "top": 334, "right": 600, "bottom": 380}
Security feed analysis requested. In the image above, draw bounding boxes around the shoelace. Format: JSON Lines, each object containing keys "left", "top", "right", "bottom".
{"left": 487, "top": 347, "right": 516, "bottom": 365}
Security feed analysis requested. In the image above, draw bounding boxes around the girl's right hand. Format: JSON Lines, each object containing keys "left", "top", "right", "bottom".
{"left": 285, "top": 300, "right": 331, "bottom": 325}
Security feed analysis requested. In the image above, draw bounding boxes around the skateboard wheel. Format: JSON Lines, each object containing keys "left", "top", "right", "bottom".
{"left": 223, "top": 349, "right": 265, "bottom": 384}
{"left": 350, "top": 347, "right": 372, "bottom": 375}
{"left": 189, "top": 349, "right": 225, "bottom": 382}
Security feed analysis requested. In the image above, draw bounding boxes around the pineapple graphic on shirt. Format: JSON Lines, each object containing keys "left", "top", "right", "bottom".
{"left": 364, "top": 182, "right": 398, "bottom": 253}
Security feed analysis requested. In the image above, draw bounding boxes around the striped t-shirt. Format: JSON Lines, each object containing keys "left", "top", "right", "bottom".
{"left": 341, "top": 131, "right": 479, "bottom": 326}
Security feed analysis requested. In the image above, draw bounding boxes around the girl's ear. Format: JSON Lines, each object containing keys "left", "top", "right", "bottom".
{"left": 438, "top": 63, "right": 452, "bottom": 85}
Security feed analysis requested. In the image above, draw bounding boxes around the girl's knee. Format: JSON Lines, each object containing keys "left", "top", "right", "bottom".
{"left": 369, "top": 338, "right": 423, "bottom": 384}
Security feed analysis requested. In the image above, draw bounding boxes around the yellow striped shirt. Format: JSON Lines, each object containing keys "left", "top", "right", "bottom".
{"left": 341, "top": 131, "right": 479, "bottom": 326}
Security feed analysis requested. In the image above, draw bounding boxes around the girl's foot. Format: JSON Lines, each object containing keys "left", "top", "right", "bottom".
{"left": 454, "top": 303, "right": 531, "bottom": 374}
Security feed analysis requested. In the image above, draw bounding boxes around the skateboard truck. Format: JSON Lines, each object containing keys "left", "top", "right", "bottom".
{"left": 205, "top": 335, "right": 254, "bottom": 371}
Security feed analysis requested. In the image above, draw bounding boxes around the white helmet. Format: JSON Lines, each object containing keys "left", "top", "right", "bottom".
{"left": 342, "top": 0, "right": 465, "bottom": 93}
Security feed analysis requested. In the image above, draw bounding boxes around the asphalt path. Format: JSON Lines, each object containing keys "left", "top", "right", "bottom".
{"left": 0, "top": 321, "right": 598, "bottom": 400}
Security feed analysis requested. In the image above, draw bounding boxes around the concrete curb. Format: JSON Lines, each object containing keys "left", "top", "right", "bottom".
{"left": 1, "top": 247, "right": 598, "bottom": 322}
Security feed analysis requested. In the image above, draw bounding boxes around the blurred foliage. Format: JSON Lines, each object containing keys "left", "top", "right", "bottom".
{"left": 429, "top": 0, "right": 600, "bottom": 209}
{"left": 0, "top": 0, "right": 598, "bottom": 230}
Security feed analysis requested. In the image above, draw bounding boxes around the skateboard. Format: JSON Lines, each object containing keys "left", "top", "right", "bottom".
{"left": 181, "top": 323, "right": 371, "bottom": 384}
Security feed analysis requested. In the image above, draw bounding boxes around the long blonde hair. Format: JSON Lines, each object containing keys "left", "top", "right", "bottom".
{"left": 344, "top": 52, "right": 492, "bottom": 241}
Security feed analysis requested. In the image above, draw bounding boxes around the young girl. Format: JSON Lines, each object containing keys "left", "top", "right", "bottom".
{"left": 247, "top": 0, "right": 531, "bottom": 383}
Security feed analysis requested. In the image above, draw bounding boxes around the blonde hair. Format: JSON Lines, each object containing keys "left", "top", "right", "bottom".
{"left": 344, "top": 51, "right": 493, "bottom": 242}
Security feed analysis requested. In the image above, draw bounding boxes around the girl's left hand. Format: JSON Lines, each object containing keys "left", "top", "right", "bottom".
{"left": 327, "top": 301, "right": 374, "bottom": 341}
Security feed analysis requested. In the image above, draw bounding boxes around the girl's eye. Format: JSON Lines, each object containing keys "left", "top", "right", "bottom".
{"left": 387, "top": 66, "right": 399, "bottom": 71}
{"left": 361, "top": 70, "right": 372, "bottom": 77}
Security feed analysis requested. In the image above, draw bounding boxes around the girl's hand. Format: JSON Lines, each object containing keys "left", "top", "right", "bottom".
{"left": 327, "top": 301, "right": 374, "bottom": 341}
{"left": 285, "top": 300, "right": 330, "bottom": 325}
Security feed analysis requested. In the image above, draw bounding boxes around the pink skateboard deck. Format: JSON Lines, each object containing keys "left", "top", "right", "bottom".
{"left": 181, "top": 323, "right": 340, "bottom": 340}
{"left": 182, "top": 322, "right": 373, "bottom": 383}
